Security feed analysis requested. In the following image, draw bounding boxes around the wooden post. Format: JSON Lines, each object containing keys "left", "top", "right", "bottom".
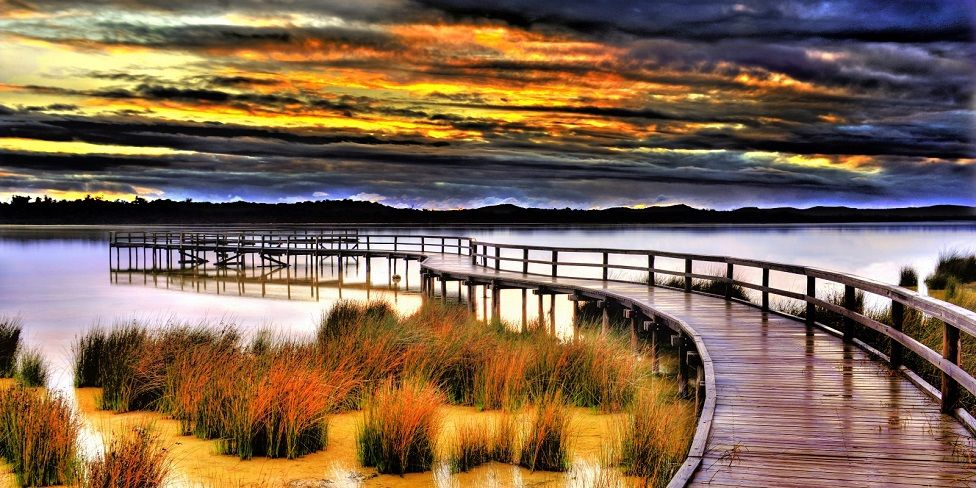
{"left": 806, "top": 276, "right": 816, "bottom": 326}
{"left": 761, "top": 268, "right": 770, "bottom": 311}
{"left": 725, "top": 263, "right": 734, "bottom": 300}
{"left": 440, "top": 277, "right": 448, "bottom": 303}
{"left": 549, "top": 294, "right": 556, "bottom": 334}
{"left": 494, "top": 246, "right": 500, "bottom": 271}
{"left": 521, "top": 288, "right": 528, "bottom": 331}
{"left": 684, "top": 259, "right": 692, "bottom": 292}
{"left": 628, "top": 310, "right": 637, "bottom": 350}
{"left": 942, "top": 323, "right": 961, "bottom": 413}
{"left": 551, "top": 250, "right": 558, "bottom": 277}
{"left": 538, "top": 292, "right": 544, "bottom": 327}
{"left": 491, "top": 282, "right": 501, "bottom": 321}
{"left": 601, "top": 301, "right": 609, "bottom": 334}
{"left": 890, "top": 301, "right": 904, "bottom": 368}
{"left": 602, "top": 252, "right": 609, "bottom": 281}
{"left": 677, "top": 335, "right": 689, "bottom": 397}
{"left": 647, "top": 255, "right": 655, "bottom": 286}
{"left": 469, "top": 240, "right": 477, "bottom": 265}
{"left": 467, "top": 283, "right": 476, "bottom": 312}
{"left": 523, "top": 248, "right": 529, "bottom": 274}
{"left": 843, "top": 285, "right": 856, "bottom": 341}
{"left": 649, "top": 322, "right": 660, "bottom": 374}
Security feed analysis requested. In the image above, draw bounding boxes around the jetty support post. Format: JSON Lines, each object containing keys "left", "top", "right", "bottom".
{"left": 942, "top": 321, "right": 961, "bottom": 413}
{"left": 675, "top": 332, "right": 689, "bottom": 398}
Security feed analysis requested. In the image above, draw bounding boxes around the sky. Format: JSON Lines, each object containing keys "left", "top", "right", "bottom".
{"left": 0, "top": 0, "right": 973, "bottom": 209}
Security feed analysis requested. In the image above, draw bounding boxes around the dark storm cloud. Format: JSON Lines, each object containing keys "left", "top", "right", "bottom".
{"left": 416, "top": 0, "right": 973, "bottom": 43}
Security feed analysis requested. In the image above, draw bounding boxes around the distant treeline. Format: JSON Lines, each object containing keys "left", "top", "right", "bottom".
{"left": 1, "top": 195, "right": 973, "bottom": 224}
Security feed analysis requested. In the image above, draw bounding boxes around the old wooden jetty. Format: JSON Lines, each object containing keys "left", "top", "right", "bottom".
{"left": 110, "top": 230, "right": 976, "bottom": 487}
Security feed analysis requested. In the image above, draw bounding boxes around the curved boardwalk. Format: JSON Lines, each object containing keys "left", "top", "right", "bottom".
{"left": 422, "top": 253, "right": 976, "bottom": 487}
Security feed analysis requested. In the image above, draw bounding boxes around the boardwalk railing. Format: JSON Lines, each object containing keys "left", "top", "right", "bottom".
{"left": 110, "top": 230, "right": 976, "bottom": 484}
{"left": 467, "top": 240, "right": 976, "bottom": 418}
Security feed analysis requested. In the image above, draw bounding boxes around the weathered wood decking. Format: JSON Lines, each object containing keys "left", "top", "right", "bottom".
{"left": 109, "top": 231, "right": 976, "bottom": 486}
{"left": 422, "top": 253, "right": 976, "bottom": 487}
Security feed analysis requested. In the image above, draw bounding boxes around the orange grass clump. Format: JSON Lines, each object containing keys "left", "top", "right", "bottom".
{"left": 519, "top": 394, "right": 572, "bottom": 472}
{"left": 80, "top": 426, "right": 169, "bottom": 488}
{"left": 0, "top": 387, "right": 79, "bottom": 486}
{"left": 357, "top": 378, "right": 444, "bottom": 474}
{"left": 615, "top": 386, "right": 695, "bottom": 487}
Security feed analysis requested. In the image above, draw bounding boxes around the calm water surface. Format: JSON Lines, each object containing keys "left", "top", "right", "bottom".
{"left": 1, "top": 223, "right": 973, "bottom": 392}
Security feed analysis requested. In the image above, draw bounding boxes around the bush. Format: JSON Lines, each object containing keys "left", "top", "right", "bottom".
{"left": 357, "top": 379, "right": 443, "bottom": 474}
{"left": 0, "top": 317, "right": 22, "bottom": 378}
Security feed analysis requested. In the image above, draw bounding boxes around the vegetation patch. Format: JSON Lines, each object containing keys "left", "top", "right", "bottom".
{"left": 0, "top": 387, "right": 79, "bottom": 487}
{"left": 0, "top": 317, "right": 21, "bottom": 378}
{"left": 925, "top": 250, "right": 976, "bottom": 290}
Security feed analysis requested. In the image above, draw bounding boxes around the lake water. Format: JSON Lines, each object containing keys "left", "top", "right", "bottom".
{"left": 1, "top": 223, "right": 974, "bottom": 393}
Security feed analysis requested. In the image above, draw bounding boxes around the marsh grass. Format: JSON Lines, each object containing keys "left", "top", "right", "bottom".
{"left": 519, "top": 394, "right": 572, "bottom": 472}
{"left": 925, "top": 250, "right": 976, "bottom": 289}
{"left": 0, "top": 317, "right": 22, "bottom": 378}
{"left": 357, "top": 379, "right": 443, "bottom": 475}
{"left": 650, "top": 271, "right": 749, "bottom": 302}
{"left": 71, "top": 300, "right": 681, "bottom": 470}
{"left": 0, "top": 387, "right": 79, "bottom": 486}
{"left": 14, "top": 348, "right": 48, "bottom": 388}
{"left": 80, "top": 426, "right": 169, "bottom": 488}
{"left": 447, "top": 414, "right": 517, "bottom": 472}
{"left": 615, "top": 386, "right": 695, "bottom": 487}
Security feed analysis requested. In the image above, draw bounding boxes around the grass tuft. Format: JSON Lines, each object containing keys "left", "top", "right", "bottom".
{"left": 925, "top": 250, "right": 976, "bottom": 289}
{"left": 0, "top": 387, "right": 79, "bottom": 486}
{"left": 519, "top": 394, "right": 572, "bottom": 472}
{"left": 898, "top": 266, "right": 919, "bottom": 287}
{"left": 15, "top": 348, "right": 48, "bottom": 388}
{"left": 0, "top": 317, "right": 22, "bottom": 378}
{"left": 357, "top": 379, "right": 443, "bottom": 475}
{"left": 80, "top": 426, "right": 169, "bottom": 488}
{"left": 616, "top": 386, "right": 694, "bottom": 486}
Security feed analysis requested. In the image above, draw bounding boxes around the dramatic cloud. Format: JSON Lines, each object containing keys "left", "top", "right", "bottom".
{"left": 0, "top": 0, "right": 972, "bottom": 208}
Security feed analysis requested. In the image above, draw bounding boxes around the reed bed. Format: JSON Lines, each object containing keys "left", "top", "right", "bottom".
{"left": 0, "top": 387, "right": 79, "bottom": 486}
{"left": 14, "top": 347, "right": 48, "bottom": 388}
{"left": 70, "top": 300, "right": 686, "bottom": 475}
{"left": 0, "top": 316, "right": 21, "bottom": 378}
{"left": 79, "top": 426, "right": 169, "bottom": 488}
{"left": 357, "top": 379, "right": 443, "bottom": 475}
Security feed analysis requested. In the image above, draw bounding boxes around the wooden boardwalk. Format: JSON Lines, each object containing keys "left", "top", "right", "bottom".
{"left": 422, "top": 253, "right": 976, "bottom": 487}
{"left": 109, "top": 230, "right": 976, "bottom": 486}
